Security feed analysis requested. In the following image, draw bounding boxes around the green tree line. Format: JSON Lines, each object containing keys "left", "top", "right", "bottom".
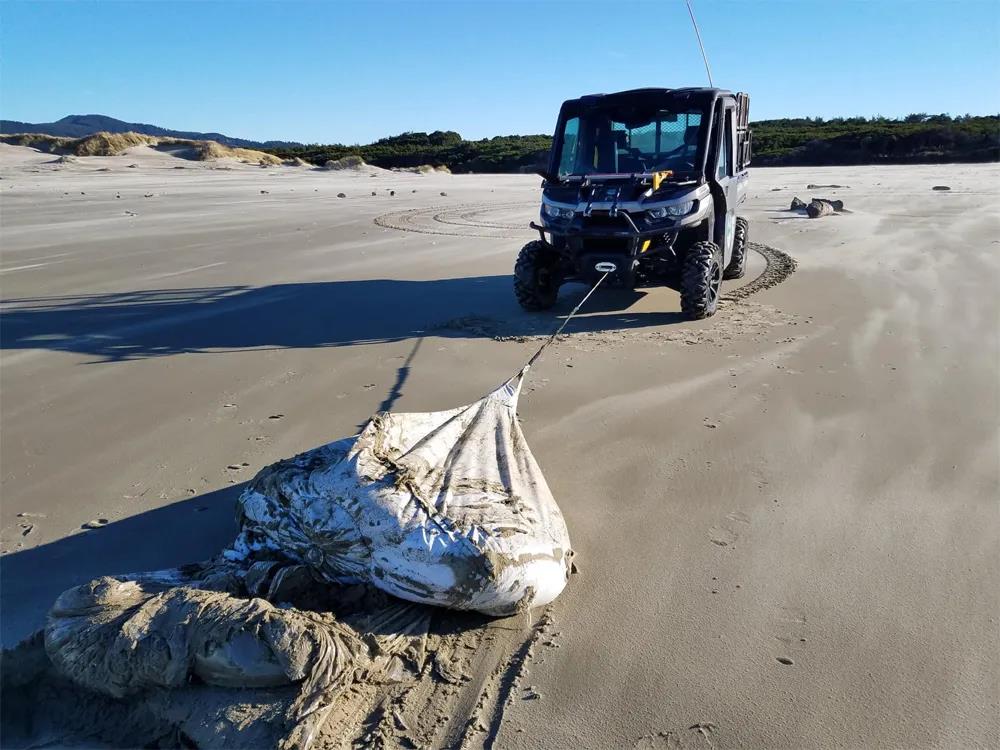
{"left": 272, "top": 130, "right": 553, "bottom": 173}
{"left": 265, "top": 115, "right": 999, "bottom": 172}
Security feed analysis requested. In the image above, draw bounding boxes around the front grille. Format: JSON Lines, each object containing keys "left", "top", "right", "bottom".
{"left": 580, "top": 237, "right": 630, "bottom": 254}
{"left": 580, "top": 212, "right": 632, "bottom": 231}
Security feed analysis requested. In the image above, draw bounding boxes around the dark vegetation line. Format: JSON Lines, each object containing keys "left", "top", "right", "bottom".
{"left": 265, "top": 114, "right": 999, "bottom": 172}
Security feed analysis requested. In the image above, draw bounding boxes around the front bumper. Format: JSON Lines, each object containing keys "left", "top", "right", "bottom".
{"left": 530, "top": 205, "right": 707, "bottom": 286}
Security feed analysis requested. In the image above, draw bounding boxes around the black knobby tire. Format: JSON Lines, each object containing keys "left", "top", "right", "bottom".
{"left": 724, "top": 217, "right": 749, "bottom": 280}
{"left": 513, "top": 240, "right": 560, "bottom": 311}
{"left": 680, "top": 240, "right": 723, "bottom": 319}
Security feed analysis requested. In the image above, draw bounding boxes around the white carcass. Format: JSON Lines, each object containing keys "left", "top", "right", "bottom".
{"left": 226, "top": 374, "right": 573, "bottom": 616}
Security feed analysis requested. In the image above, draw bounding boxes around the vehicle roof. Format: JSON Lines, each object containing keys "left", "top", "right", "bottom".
{"left": 568, "top": 87, "right": 735, "bottom": 105}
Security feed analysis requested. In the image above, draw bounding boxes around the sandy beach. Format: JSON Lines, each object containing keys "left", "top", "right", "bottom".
{"left": 1, "top": 143, "right": 997, "bottom": 748}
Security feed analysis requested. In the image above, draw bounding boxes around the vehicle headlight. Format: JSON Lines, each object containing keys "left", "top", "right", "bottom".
{"left": 664, "top": 200, "right": 695, "bottom": 217}
{"left": 647, "top": 201, "right": 696, "bottom": 220}
{"left": 543, "top": 202, "right": 575, "bottom": 220}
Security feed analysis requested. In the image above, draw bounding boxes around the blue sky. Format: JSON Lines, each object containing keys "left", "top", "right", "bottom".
{"left": 2, "top": 0, "right": 998, "bottom": 144}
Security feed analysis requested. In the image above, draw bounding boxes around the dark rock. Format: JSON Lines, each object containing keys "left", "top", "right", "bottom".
{"left": 810, "top": 197, "right": 844, "bottom": 211}
{"left": 806, "top": 199, "right": 835, "bottom": 218}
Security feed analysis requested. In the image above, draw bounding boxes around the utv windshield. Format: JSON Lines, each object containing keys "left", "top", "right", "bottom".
{"left": 555, "top": 104, "right": 706, "bottom": 178}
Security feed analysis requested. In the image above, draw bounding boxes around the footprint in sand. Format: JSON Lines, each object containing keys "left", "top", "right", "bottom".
{"left": 708, "top": 526, "right": 737, "bottom": 546}
{"left": 773, "top": 606, "right": 809, "bottom": 665}
{"left": 708, "top": 511, "right": 751, "bottom": 547}
{"left": 634, "top": 723, "right": 717, "bottom": 749}
{"left": 779, "top": 606, "right": 807, "bottom": 626}
{"left": 13, "top": 513, "right": 45, "bottom": 539}
{"left": 633, "top": 732, "right": 683, "bottom": 749}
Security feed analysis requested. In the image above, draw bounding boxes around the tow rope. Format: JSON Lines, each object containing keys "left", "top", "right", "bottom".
{"left": 519, "top": 266, "right": 614, "bottom": 375}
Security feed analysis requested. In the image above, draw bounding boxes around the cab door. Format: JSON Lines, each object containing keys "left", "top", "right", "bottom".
{"left": 714, "top": 102, "right": 739, "bottom": 267}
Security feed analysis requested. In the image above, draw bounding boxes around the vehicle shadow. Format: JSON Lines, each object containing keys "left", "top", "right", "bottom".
{"left": 0, "top": 276, "right": 687, "bottom": 362}
{"left": 0, "top": 485, "right": 241, "bottom": 646}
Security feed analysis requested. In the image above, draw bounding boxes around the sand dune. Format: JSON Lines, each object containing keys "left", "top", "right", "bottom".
{"left": 0, "top": 130, "right": 283, "bottom": 164}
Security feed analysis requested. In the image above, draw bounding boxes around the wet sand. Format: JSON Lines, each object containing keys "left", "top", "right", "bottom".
{"left": 1, "top": 144, "right": 997, "bottom": 748}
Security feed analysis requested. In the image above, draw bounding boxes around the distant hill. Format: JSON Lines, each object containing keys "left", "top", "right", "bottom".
{"left": 0, "top": 114, "right": 302, "bottom": 150}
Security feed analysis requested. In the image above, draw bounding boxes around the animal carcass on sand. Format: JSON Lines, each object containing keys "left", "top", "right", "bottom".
{"left": 226, "top": 373, "right": 573, "bottom": 616}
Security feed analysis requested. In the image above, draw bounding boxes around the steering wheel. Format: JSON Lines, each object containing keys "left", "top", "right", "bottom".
{"left": 655, "top": 145, "right": 696, "bottom": 173}
{"left": 661, "top": 143, "right": 688, "bottom": 160}
{"left": 627, "top": 148, "right": 649, "bottom": 173}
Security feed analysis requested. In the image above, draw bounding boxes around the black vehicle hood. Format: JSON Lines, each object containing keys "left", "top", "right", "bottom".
{"left": 544, "top": 177, "right": 700, "bottom": 205}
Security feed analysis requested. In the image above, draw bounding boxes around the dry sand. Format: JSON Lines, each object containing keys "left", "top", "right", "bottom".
{"left": 1, "top": 142, "right": 997, "bottom": 748}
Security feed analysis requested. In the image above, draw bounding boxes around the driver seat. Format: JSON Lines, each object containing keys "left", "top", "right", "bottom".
{"left": 682, "top": 124, "right": 700, "bottom": 154}
{"left": 613, "top": 131, "right": 644, "bottom": 173}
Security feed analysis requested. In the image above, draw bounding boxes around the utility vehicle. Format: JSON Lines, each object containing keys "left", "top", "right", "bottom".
{"left": 515, "top": 87, "right": 752, "bottom": 319}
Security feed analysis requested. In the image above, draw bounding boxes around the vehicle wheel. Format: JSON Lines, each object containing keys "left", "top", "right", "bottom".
{"left": 723, "top": 216, "right": 749, "bottom": 280}
{"left": 514, "top": 240, "right": 560, "bottom": 311}
{"left": 680, "top": 240, "right": 723, "bottom": 319}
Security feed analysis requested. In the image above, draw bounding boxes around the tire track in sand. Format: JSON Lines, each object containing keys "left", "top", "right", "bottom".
{"left": 375, "top": 203, "right": 797, "bottom": 301}
{"left": 721, "top": 241, "right": 798, "bottom": 302}
{"left": 374, "top": 201, "right": 536, "bottom": 238}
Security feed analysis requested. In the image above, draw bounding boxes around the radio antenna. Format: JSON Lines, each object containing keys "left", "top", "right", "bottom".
{"left": 685, "top": 0, "right": 714, "bottom": 87}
